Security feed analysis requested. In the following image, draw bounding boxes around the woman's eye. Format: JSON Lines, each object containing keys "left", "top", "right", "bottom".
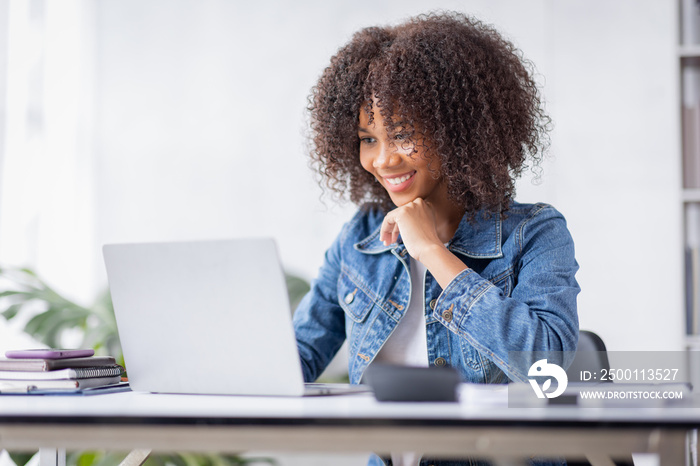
{"left": 359, "top": 137, "right": 375, "bottom": 144}
{"left": 394, "top": 133, "right": 407, "bottom": 141}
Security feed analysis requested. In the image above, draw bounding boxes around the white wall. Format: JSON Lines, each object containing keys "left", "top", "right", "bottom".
{"left": 0, "top": 0, "right": 683, "bottom": 352}
{"left": 532, "top": 1, "right": 682, "bottom": 351}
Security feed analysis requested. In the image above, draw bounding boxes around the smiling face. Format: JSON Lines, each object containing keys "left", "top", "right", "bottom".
{"left": 358, "top": 104, "right": 447, "bottom": 208}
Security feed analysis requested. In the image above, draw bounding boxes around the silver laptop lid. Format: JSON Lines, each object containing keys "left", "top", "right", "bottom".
{"left": 103, "top": 238, "right": 305, "bottom": 396}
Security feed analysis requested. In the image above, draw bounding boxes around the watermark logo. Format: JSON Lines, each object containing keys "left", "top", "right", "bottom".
{"left": 528, "top": 359, "right": 568, "bottom": 399}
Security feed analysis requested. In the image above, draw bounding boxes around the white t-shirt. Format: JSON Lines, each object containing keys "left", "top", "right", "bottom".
{"left": 373, "top": 257, "right": 429, "bottom": 367}
{"left": 373, "top": 256, "right": 429, "bottom": 466}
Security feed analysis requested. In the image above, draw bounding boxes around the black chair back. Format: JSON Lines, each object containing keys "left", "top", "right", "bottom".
{"left": 566, "top": 330, "right": 611, "bottom": 382}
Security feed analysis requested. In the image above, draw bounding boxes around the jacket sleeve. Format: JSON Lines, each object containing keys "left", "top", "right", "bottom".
{"left": 433, "top": 205, "right": 580, "bottom": 382}
{"left": 292, "top": 222, "right": 348, "bottom": 383}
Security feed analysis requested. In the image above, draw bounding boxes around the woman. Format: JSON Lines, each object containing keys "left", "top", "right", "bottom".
{"left": 293, "top": 11, "right": 580, "bottom": 466}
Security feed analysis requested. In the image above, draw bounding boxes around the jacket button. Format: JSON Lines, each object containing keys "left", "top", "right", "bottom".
{"left": 429, "top": 299, "right": 437, "bottom": 310}
{"left": 442, "top": 310, "right": 453, "bottom": 323}
{"left": 344, "top": 290, "right": 356, "bottom": 304}
{"left": 434, "top": 357, "right": 446, "bottom": 367}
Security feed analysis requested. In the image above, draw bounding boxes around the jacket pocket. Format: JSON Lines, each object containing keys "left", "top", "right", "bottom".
{"left": 480, "top": 354, "right": 510, "bottom": 384}
{"left": 337, "top": 266, "right": 374, "bottom": 323}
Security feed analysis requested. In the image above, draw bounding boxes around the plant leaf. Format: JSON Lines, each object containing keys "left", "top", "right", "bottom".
{"left": 285, "top": 273, "right": 310, "bottom": 313}
{"left": 1, "top": 303, "right": 24, "bottom": 320}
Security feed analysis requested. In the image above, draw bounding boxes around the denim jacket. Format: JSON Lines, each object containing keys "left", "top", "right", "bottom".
{"left": 293, "top": 201, "right": 580, "bottom": 385}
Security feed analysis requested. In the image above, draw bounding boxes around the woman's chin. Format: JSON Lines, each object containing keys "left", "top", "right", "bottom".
{"left": 389, "top": 194, "right": 418, "bottom": 207}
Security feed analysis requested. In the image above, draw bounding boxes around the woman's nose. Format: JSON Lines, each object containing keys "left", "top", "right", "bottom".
{"left": 373, "top": 144, "right": 401, "bottom": 169}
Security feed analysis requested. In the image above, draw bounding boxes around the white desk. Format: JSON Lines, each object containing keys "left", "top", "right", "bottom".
{"left": 0, "top": 384, "right": 698, "bottom": 466}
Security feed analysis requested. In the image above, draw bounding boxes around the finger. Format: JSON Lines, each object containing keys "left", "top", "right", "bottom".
{"left": 391, "top": 222, "right": 400, "bottom": 245}
{"left": 380, "top": 214, "right": 397, "bottom": 245}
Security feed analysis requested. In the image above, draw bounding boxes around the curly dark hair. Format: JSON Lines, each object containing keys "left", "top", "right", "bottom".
{"left": 307, "top": 11, "right": 551, "bottom": 215}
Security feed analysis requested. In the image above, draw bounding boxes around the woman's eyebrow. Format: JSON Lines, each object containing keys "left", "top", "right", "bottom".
{"left": 357, "top": 126, "right": 371, "bottom": 133}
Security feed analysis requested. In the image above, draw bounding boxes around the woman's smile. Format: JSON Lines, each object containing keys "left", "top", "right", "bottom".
{"left": 382, "top": 170, "right": 416, "bottom": 191}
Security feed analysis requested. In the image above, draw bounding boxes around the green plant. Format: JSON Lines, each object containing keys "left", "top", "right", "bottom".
{"left": 0, "top": 267, "right": 122, "bottom": 361}
{"left": 7, "top": 451, "right": 276, "bottom": 466}
{"left": 286, "top": 273, "right": 311, "bottom": 313}
{"left": 0, "top": 265, "right": 310, "bottom": 466}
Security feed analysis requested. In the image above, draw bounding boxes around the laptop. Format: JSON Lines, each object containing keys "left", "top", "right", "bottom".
{"left": 103, "top": 238, "right": 366, "bottom": 397}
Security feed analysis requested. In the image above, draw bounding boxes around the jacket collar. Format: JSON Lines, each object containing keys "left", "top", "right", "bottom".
{"left": 354, "top": 210, "right": 503, "bottom": 259}
{"left": 353, "top": 225, "right": 393, "bottom": 255}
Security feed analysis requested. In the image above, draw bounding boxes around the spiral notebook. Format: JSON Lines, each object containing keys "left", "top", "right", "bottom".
{"left": 0, "top": 366, "right": 123, "bottom": 380}
{"left": 103, "top": 238, "right": 366, "bottom": 397}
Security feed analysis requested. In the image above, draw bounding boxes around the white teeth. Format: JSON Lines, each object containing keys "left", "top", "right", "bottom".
{"left": 387, "top": 173, "right": 414, "bottom": 185}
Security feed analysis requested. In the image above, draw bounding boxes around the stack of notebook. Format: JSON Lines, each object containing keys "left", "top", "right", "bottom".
{"left": 0, "top": 354, "right": 124, "bottom": 392}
